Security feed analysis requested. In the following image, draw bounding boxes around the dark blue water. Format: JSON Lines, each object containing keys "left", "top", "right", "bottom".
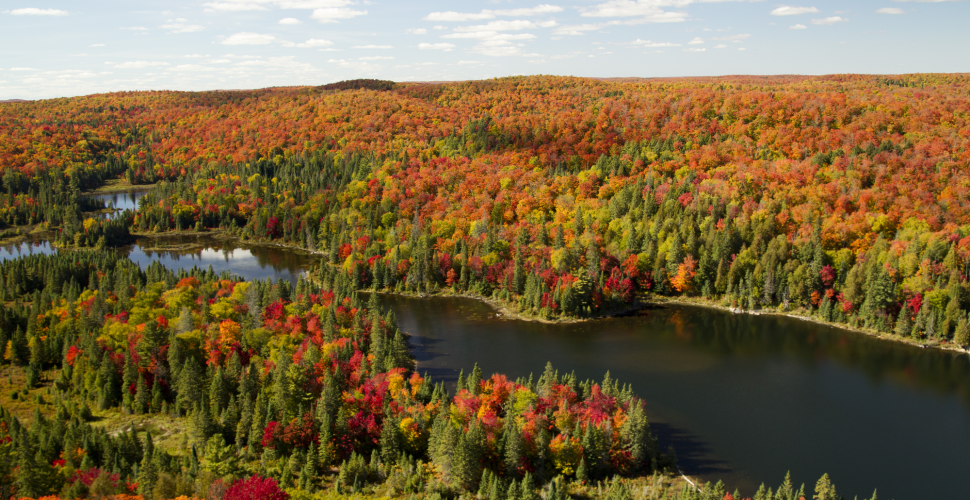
{"left": 378, "top": 293, "right": 970, "bottom": 500}
{"left": 5, "top": 234, "right": 968, "bottom": 499}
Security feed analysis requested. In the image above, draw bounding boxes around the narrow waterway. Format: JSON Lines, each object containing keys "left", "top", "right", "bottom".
{"left": 2, "top": 234, "right": 968, "bottom": 499}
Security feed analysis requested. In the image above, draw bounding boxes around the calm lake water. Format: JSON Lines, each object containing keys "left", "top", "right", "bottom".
{"left": 0, "top": 235, "right": 316, "bottom": 287}
{"left": 85, "top": 190, "right": 148, "bottom": 216}
{"left": 378, "top": 294, "right": 970, "bottom": 500}
{"left": 3, "top": 235, "right": 968, "bottom": 499}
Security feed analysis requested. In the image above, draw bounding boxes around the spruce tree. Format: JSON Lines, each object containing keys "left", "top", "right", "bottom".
{"left": 379, "top": 412, "right": 400, "bottom": 466}
{"left": 954, "top": 318, "right": 970, "bottom": 348}
{"left": 122, "top": 351, "right": 136, "bottom": 413}
{"left": 137, "top": 432, "right": 158, "bottom": 498}
{"left": 894, "top": 305, "right": 913, "bottom": 337}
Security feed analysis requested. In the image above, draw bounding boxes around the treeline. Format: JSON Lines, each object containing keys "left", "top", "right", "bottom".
{"left": 320, "top": 79, "right": 397, "bottom": 92}
{"left": 128, "top": 135, "right": 970, "bottom": 344}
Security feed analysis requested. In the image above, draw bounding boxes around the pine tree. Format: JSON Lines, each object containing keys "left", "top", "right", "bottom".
{"left": 451, "top": 426, "right": 483, "bottom": 490}
{"left": 621, "top": 399, "right": 652, "bottom": 471}
{"left": 137, "top": 432, "right": 158, "bottom": 498}
{"left": 954, "top": 318, "right": 970, "bottom": 348}
{"left": 894, "top": 305, "right": 913, "bottom": 337}
{"left": 15, "top": 442, "right": 57, "bottom": 498}
{"left": 135, "top": 374, "right": 149, "bottom": 414}
{"left": 504, "top": 420, "right": 523, "bottom": 478}
{"left": 520, "top": 472, "right": 539, "bottom": 500}
{"left": 813, "top": 473, "right": 837, "bottom": 500}
{"left": 379, "top": 412, "right": 400, "bottom": 466}
{"left": 468, "top": 363, "right": 482, "bottom": 395}
{"left": 122, "top": 351, "right": 136, "bottom": 413}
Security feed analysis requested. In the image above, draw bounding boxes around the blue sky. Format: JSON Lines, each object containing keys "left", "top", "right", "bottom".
{"left": 1, "top": 0, "right": 967, "bottom": 99}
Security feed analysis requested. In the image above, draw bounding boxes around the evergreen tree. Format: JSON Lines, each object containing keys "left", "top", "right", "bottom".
{"left": 137, "top": 432, "right": 158, "bottom": 498}
{"left": 954, "top": 318, "right": 970, "bottom": 348}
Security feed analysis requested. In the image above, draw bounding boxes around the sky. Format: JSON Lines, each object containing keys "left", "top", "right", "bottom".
{"left": 1, "top": 0, "right": 968, "bottom": 100}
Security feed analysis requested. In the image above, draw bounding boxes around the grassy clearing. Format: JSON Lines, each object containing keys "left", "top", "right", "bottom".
{"left": 0, "top": 366, "right": 191, "bottom": 455}
{"left": 87, "top": 177, "right": 157, "bottom": 194}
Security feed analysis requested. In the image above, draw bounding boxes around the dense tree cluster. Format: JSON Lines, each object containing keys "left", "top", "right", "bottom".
{"left": 0, "top": 248, "right": 687, "bottom": 500}
{"left": 319, "top": 79, "right": 397, "bottom": 92}
{"left": 30, "top": 75, "right": 957, "bottom": 339}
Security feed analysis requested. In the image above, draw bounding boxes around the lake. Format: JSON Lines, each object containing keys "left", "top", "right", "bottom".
{"left": 3, "top": 234, "right": 967, "bottom": 499}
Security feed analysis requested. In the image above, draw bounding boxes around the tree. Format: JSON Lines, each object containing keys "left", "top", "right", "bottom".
{"left": 15, "top": 443, "right": 58, "bottom": 498}
{"left": 379, "top": 413, "right": 400, "bottom": 465}
{"left": 955, "top": 318, "right": 970, "bottom": 348}
{"left": 451, "top": 426, "right": 483, "bottom": 489}
{"left": 894, "top": 305, "right": 913, "bottom": 337}
{"left": 223, "top": 475, "right": 289, "bottom": 500}
{"left": 137, "top": 431, "right": 158, "bottom": 498}
{"left": 813, "top": 473, "right": 838, "bottom": 500}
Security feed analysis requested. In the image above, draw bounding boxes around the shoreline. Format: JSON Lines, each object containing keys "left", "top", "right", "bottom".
{"left": 649, "top": 296, "right": 969, "bottom": 355}
{"left": 92, "top": 228, "right": 970, "bottom": 355}
{"left": 82, "top": 180, "right": 156, "bottom": 195}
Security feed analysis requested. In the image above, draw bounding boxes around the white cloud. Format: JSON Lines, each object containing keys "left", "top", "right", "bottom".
{"left": 203, "top": 2, "right": 268, "bottom": 12}
{"left": 406, "top": 28, "right": 427, "bottom": 34}
{"left": 714, "top": 44, "right": 727, "bottom": 48}
{"left": 91, "top": 43, "right": 106, "bottom": 47}
{"left": 427, "top": 11, "right": 495, "bottom": 21}
{"left": 352, "top": 44, "right": 393, "bottom": 49}
{"left": 120, "top": 26, "right": 148, "bottom": 31}
{"left": 111, "top": 61, "right": 170, "bottom": 69}
{"left": 876, "top": 7, "right": 905, "bottom": 14}
{"left": 279, "top": 17, "right": 302, "bottom": 24}
{"left": 171, "top": 64, "right": 213, "bottom": 72}
{"left": 713, "top": 33, "right": 751, "bottom": 41}
{"left": 455, "top": 20, "right": 556, "bottom": 32}
{"left": 445, "top": 32, "right": 537, "bottom": 41}
{"left": 282, "top": 38, "right": 334, "bottom": 47}
{"left": 359, "top": 56, "right": 393, "bottom": 60}
{"left": 685, "top": 48, "right": 706, "bottom": 52}
{"left": 279, "top": 0, "right": 356, "bottom": 8}
{"left": 425, "top": 5, "right": 563, "bottom": 22}
{"left": 811, "top": 16, "right": 847, "bottom": 25}
{"left": 311, "top": 7, "right": 366, "bottom": 23}
{"left": 577, "top": 0, "right": 707, "bottom": 21}
{"left": 418, "top": 42, "right": 455, "bottom": 50}
{"left": 208, "top": 58, "right": 231, "bottom": 63}
{"left": 222, "top": 32, "right": 277, "bottom": 45}
{"left": 458, "top": 60, "right": 481, "bottom": 64}
{"left": 471, "top": 39, "right": 523, "bottom": 57}
{"left": 11, "top": 67, "right": 37, "bottom": 71}
{"left": 789, "top": 23, "right": 807, "bottom": 29}
{"left": 10, "top": 8, "right": 67, "bottom": 16}
{"left": 627, "top": 39, "right": 681, "bottom": 47}
{"left": 770, "top": 6, "right": 820, "bottom": 16}
{"left": 161, "top": 21, "right": 205, "bottom": 33}
{"left": 688, "top": 37, "right": 704, "bottom": 44}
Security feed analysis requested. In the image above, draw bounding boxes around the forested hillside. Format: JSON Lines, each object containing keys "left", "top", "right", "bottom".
{"left": 4, "top": 74, "right": 967, "bottom": 341}
{"left": 0, "top": 247, "right": 860, "bottom": 500}
{"left": 0, "top": 74, "right": 921, "bottom": 499}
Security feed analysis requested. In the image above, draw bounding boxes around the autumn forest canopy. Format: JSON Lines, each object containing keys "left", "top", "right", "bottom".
{"left": 0, "top": 73, "right": 964, "bottom": 499}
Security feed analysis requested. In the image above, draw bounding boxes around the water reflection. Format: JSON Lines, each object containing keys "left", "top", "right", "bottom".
{"left": 127, "top": 235, "right": 315, "bottom": 286}
{"left": 83, "top": 191, "right": 148, "bottom": 219}
{"left": 378, "top": 294, "right": 970, "bottom": 500}
{"left": 0, "top": 239, "right": 57, "bottom": 260}
{"left": 0, "top": 235, "right": 316, "bottom": 287}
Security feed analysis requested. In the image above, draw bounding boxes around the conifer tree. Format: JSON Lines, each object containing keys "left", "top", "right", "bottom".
{"left": 138, "top": 432, "right": 158, "bottom": 498}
